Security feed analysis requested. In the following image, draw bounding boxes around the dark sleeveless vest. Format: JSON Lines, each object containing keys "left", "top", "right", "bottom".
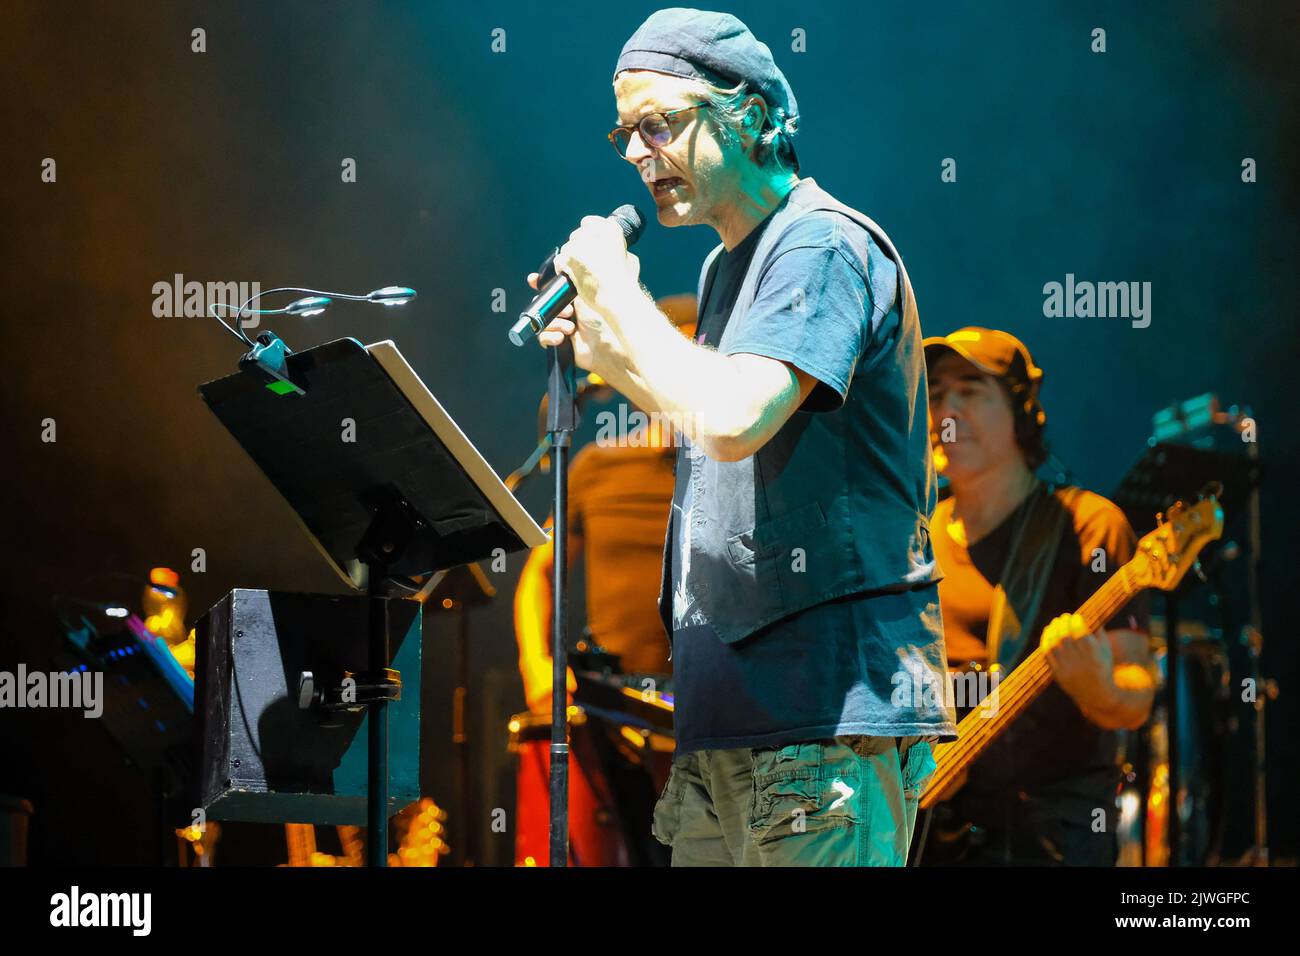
{"left": 657, "top": 178, "right": 941, "bottom": 644}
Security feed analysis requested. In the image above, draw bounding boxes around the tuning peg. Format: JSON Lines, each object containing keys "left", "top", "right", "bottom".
{"left": 1192, "top": 560, "right": 1207, "bottom": 583}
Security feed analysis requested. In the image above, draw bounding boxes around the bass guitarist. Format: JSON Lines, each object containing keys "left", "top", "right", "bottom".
{"left": 920, "top": 327, "right": 1155, "bottom": 865}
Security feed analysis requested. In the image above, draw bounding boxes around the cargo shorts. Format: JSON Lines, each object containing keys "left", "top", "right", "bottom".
{"left": 651, "top": 735, "right": 937, "bottom": 867}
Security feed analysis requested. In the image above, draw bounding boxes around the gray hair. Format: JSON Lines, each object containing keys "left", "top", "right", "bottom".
{"left": 699, "top": 78, "right": 799, "bottom": 174}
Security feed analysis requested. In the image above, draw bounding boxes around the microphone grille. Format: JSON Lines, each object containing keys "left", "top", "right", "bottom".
{"left": 609, "top": 204, "right": 646, "bottom": 246}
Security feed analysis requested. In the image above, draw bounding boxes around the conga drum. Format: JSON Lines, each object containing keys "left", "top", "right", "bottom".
{"left": 508, "top": 704, "right": 675, "bottom": 866}
{"left": 508, "top": 706, "right": 630, "bottom": 867}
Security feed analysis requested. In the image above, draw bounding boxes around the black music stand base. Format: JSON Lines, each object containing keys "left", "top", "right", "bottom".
{"left": 366, "top": 567, "right": 391, "bottom": 867}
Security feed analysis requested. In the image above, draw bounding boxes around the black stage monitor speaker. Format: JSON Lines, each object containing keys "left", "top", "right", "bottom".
{"left": 195, "top": 589, "right": 421, "bottom": 825}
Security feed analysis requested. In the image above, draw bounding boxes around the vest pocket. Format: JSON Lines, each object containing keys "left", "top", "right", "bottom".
{"left": 725, "top": 501, "right": 828, "bottom": 565}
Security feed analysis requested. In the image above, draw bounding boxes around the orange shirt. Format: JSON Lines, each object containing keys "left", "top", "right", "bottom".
{"left": 931, "top": 487, "right": 1147, "bottom": 669}
{"left": 567, "top": 438, "right": 676, "bottom": 675}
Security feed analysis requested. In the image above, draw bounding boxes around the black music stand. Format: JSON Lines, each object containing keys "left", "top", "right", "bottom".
{"left": 1112, "top": 442, "right": 1255, "bottom": 539}
{"left": 199, "top": 337, "right": 547, "bottom": 865}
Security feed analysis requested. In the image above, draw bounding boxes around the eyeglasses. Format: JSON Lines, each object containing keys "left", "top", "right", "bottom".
{"left": 608, "top": 104, "right": 709, "bottom": 159}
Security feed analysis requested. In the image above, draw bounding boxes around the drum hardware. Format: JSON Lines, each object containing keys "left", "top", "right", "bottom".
{"left": 1132, "top": 617, "right": 1231, "bottom": 866}
{"left": 1239, "top": 624, "right": 1278, "bottom": 866}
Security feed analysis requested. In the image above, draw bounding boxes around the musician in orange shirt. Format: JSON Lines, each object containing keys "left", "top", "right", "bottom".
{"left": 920, "top": 327, "right": 1155, "bottom": 865}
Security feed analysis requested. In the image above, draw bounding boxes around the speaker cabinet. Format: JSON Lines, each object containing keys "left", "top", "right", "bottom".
{"left": 195, "top": 589, "right": 421, "bottom": 824}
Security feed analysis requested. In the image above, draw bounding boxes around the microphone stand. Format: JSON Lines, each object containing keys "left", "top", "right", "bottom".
{"left": 505, "top": 373, "right": 613, "bottom": 868}
{"left": 509, "top": 205, "right": 642, "bottom": 867}
{"left": 543, "top": 338, "right": 574, "bottom": 868}
{"left": 545, "top": 337, "right": 577, "bottom": 867}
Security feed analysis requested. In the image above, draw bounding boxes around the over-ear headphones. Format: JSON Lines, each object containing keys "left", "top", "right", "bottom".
{"left": 1006, "top": 362, "right": 1047, "bottom": 467}
{"left": 924, "top": 326, "right": 1049, "bottom": 470}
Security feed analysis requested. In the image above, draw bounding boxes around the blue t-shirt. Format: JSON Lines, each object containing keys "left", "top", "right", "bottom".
{"left": 669, "top": 196, "right": 955, "bottom": 753}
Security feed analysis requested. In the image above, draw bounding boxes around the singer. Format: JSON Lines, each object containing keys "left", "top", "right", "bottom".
{"left": 533, "top": 8, "right": 956, "bottom": 867}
